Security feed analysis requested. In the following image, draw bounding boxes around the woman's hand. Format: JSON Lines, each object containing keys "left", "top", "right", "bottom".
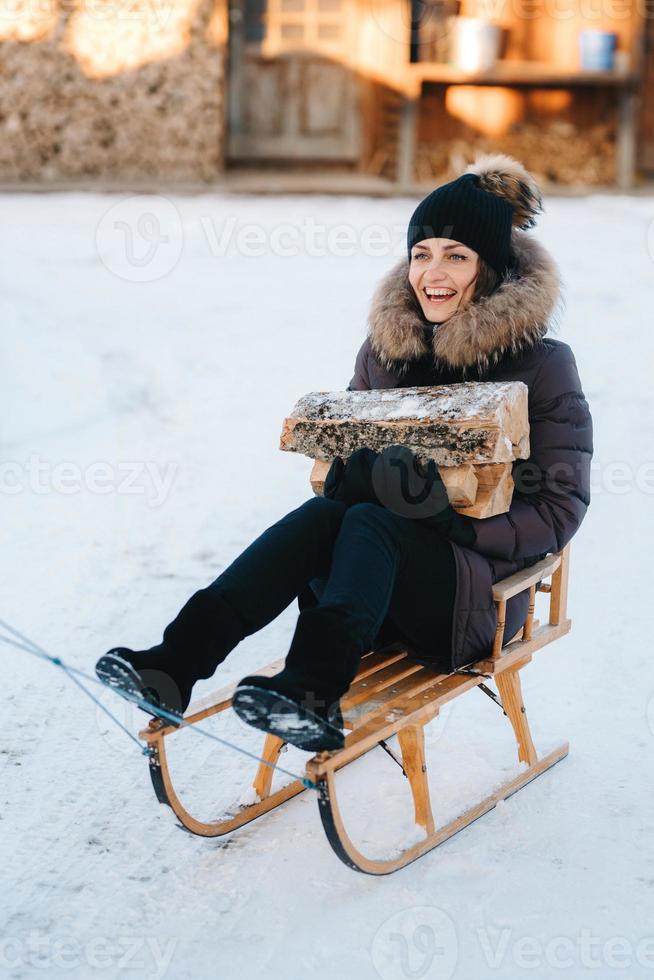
{"left": 323, "top": 446, "right": 474, "bottom": 544}
{"left": 323, "top": 447, "right": 379, "bottom": 506}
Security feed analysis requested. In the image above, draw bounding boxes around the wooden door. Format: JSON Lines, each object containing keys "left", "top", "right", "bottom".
{"left": 227, "top": 0, "right": 362, "bottom": 161}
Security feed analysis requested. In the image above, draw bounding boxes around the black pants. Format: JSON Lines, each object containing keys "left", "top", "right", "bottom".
{"left": 161, "top": 497, "right": 457, "bottom": 691}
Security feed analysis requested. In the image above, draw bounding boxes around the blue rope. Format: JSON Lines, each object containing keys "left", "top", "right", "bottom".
{"left": 0, "top": 619, "right": 317, "bottom": 790}
{"left": 0, "top": 627, "right": 148, "bottom": 755}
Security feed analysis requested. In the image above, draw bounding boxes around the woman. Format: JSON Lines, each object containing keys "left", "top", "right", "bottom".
{"left": 96, "top": 154, "right": 593, "bottom": 753}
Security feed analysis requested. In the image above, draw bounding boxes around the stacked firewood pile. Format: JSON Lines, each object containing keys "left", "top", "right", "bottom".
{"left": 0, "top": 0, "right": 224, "bottom": 181}
{"left": 280, "top": 382, "right": 530, "bottom": 519}
{"left": 416, "top": 121, "right": 615, "bottom": 185}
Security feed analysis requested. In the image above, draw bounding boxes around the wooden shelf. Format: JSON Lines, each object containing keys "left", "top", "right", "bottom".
{"left": 397, "top": 57, "right": 641, "bottom": 191}
{"left": 406, "top": 59, "right": 638, "bottom": 91}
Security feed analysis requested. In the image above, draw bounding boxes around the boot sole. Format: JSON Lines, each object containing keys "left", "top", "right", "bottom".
{"left": 231, "top": 685, "right": 345, "bottom": 752}
{"left": 95, "top": 653, "right": 182, "bottom": 728}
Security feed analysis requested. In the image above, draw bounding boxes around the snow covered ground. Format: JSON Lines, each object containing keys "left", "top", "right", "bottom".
{"left": 2, "top": 190, "right": 653, "bottom": 980}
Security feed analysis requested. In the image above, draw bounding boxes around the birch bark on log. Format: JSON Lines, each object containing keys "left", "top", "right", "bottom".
{"left": 280, "top": 383, "right": 530, "bottom": 466}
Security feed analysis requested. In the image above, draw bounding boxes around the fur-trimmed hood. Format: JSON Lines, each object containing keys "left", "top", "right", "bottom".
{"left": 367, "top": 230, "right": 564, "bottom": 377}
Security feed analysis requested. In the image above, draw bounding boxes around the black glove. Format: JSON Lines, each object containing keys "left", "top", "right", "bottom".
{"left": 323, "top": 447, "right": 379, "bottom": 506}
{"left": 324, "top": 445, "right": 476, "bottom": 547}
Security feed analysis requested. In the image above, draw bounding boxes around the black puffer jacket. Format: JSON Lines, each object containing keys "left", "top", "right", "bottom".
{"left": 345, "top": 230, "right": 593, "bottom": 669}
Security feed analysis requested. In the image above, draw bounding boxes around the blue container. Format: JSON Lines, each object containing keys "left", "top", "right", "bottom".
{"left": 579, "top": 30, "right": 617, "bottom": 70}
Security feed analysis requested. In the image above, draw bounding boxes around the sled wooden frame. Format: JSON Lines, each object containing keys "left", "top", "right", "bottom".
{"left": 138, "top": 541, "right": 572, "bottom": 875}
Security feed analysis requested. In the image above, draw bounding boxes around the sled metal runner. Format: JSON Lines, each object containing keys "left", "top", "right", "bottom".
{"left": 138, "top": 543, "right": 571, "bottom": 874}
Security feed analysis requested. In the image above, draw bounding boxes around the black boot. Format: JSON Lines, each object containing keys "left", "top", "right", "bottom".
{"left": 232, "top": 608, "right": 362, "bottom": 752}
{"left": 96, "top": 589, "right": 245, "bottom": 722}
{"left": 95, "top": 645, "right": 193, "bottom": 724}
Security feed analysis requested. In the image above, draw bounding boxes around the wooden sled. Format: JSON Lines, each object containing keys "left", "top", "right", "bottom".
{"left": 138, "top": 541, "right": 572, "bottom": 875}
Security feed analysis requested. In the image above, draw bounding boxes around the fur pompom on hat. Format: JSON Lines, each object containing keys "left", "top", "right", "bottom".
{"left": 465, "top": 153, "right": 544, "bottom": 230}
{"left": 407, "top": 154, "right": 544, "bottom": 275}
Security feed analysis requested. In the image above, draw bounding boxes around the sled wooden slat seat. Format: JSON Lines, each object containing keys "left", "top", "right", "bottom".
{"left": 320, "top": 671, "right": 482, "bottom": 765}
{"left": 342, "top": 661, "right": 451, "bottom": 729}
{"left": 137, "top": 537, "right": 572, "bottom": 874}
{"left": 340, "top": 656, "right": 423, "bottom": 711}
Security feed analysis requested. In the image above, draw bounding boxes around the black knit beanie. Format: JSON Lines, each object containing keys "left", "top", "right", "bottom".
{"left": 406, "top": 154, "right": 544, "bottom": 276}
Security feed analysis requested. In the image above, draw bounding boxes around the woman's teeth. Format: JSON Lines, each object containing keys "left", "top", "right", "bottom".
{"left": 424, "top": 288, "right": 456, "bottom": 303}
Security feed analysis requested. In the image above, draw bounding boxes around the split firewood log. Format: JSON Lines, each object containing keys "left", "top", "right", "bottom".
{"left": 280, "top": 382, "right": 530, "bottom": 519}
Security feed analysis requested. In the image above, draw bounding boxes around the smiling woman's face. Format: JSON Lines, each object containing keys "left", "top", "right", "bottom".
{"left": 408, "top": 237, "right": 480, "bottom": 323}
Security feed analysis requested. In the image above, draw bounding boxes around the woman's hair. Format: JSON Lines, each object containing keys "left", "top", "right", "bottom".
{"left": 471, "top": 257, "right": 500, "bottom": 303}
